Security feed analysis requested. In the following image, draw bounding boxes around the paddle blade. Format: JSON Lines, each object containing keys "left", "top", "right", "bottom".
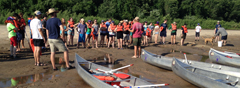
{"left": 113, "top": 73, "right": 130, "bottom": 79}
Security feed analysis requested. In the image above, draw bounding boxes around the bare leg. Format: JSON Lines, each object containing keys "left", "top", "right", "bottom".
{"left": 21, "top": 39, "right": 25, "bottom": 48}
{"left": 71, "top": 35, "right": 73, "bottom": 46}
{"left": 34, "top": 46, "right": 37, "bottom": 64}
{"left": 155, "top": 34, "right": 158, "bottom": 44}
{"left": 50, "top": 52, "right": 56, "bottom": 69}
{"left": 163, "top": 37, "right": 165, "bottom": 43}
{"left": 145, "top": 36, "right": 148, "bottom": 46}
{"left": 68, "top": 34, "right": 71, "bottom": 45}
{"left": 171, "top": 36, "right": 173, "bottom": 44}
{"left": 138, "top": 46, "right": 141, "bottom": 57}
{"left": 108, "top": 37, "right": 112, "bottom": 48}
{"left": 64, "top": 51, "right": 70, "bottom": 68}
{"left": 117, "top": 39, "right": 120, "bottom": 48}
{"left": 120, "top": 39, "right": 123, "bottom": 48}
{"left": 173, "top": 35, "right": 176, "bottom": 44}
{"left": 134, "top": 46, "right": 137, "bottom": 57}
{"left": 96, "top": 38, "right": 98, "bottom": 48}
{"left": 112, "top": 36, "right": 115, "bottom": 48}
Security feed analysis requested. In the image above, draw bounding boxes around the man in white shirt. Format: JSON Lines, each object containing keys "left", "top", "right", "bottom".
{"left": 195, "top": 23, "right": 202, "bottom": 41}
{"left": 30, "top": 10, "right": 46, "bottom": 66}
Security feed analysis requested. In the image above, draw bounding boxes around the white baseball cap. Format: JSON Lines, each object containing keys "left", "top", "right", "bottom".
{"left": 34, "top": 10, "right": 41, "bottom": 15}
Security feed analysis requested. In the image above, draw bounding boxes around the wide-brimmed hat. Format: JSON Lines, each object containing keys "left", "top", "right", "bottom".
{"left": 46, "top": 8, "right": 59, "bottom": 15}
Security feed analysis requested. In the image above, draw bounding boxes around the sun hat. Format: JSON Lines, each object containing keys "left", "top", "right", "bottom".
{"left": 124, "top": 20, "right": 128, "bottom": 22}
{"left": 81, "top": 18, "right": 84, "bottom": 21}
{"left": 173, "top": 22, "right": 176, "bottom": 24}
{"left": 134, "top": 17, "right": 139, "bottom": 21}
{"left": 46, "top": 8, "right": 59, "bottom": 15}
{"left": 34, "top": 10, "right": 41, "bottom": 15}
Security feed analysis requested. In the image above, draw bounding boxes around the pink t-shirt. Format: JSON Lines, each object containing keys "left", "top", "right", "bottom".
{"left": 132, "top": 22, "right": 143, "bottom": 38}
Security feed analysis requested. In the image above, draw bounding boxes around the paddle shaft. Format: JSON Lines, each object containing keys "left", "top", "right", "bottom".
{"left": 97, "top": 64, "right": 133, "bottom": 74}
{"left": 130, "top": 84, "right": 169, "bottom": 88}
{"left": 184, "top": 53, "right": 189, "bottom": 64}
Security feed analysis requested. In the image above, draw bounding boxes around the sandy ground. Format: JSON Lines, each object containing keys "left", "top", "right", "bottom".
{"left": 0, "top": 25, "right": 240, "bottom": 88}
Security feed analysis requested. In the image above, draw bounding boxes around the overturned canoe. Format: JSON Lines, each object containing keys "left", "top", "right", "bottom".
{"left": 75, "top": 53, "right": 166, "bottom": 88}
{"left": 209, "top": 48, "right": 240, "bottom": 67}
{"left": 172, "top": 58, "right": 240, "bottom": 88}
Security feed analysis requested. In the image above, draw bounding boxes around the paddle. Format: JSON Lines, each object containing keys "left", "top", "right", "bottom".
{"left": 183, "top": 53, "right": 189, "bottom": 64}
{"left": 96, "top": 64, "right": 134, "bottom": 74}
{"left": 129, "top": 83, "right": 169, "bottom": 88}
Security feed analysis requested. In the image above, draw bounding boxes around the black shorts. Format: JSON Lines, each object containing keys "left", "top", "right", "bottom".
{"left": 107, "top": 33, "right": 109, "bottom": 39}
{"left": 160, "top": 32, "right": 167, "bottom": 37}
{"left": 117, "top": 31, "right": 123, "bottom": 39}
{"left": 181, "top": 33, "right": 187, "bottom": 39}
{"left": 222, "top": 35, "right": 228, "bottom": 40}
{"left": 196, "top": 32, "right": 200, "bottom": 37}
{"left": 19, "top": 30, "right": 25, "bottom": 39}
{"left": 100, "top": 33, "right": 107, "bottom": 36}
{"left": 33, "top": 39, "right": 44, "bottom": 46}
{"left": 171, "top": 32, "right": 176, "bottom": 35}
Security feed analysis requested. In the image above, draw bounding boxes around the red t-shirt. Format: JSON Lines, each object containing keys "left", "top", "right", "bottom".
{"left": 132, "top": 22, "right": 143, "bottom": 38}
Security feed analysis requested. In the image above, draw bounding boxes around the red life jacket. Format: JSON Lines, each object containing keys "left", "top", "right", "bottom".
{"left": 100, "top": 23, "right": 106, "bottom": 28}
{"left": 160, "top": 26, "right": 164, "bottom": 32}
{"left": 124, "top": 24, "right": 130, "bottom": 30}
{"left": 110, "top": 24, "right": 117, "bottom": 31}
{"left": 171, "top": 24, "right": 177, "bottom": 30}
{"left": 182, "top": 26, "right": 188, "bottom": 33}
{"left": 154, "top": 24, "right": 159, "bottom": 26}
{"left": 146, "top": 28, "right": 152, "bottom": 37}
{"left": 117, "top": 25, "right": 123, "bottom": 32}
{"left": 86, "top": 22, "right": 92, "bottom": 29}
{"left": 68, "top": 21, "right": 74, "bottom": 28}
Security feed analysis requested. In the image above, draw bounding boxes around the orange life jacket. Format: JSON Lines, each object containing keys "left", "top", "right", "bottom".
{"left": 160, "top": 26, "right": 164, "bottom": 32}
{"left": 146, "top": 28, "right": 152, "bottom": 37}
{"left": 124, "top": 24, "right": 130, "bottom": 30}
{"left": 110, "top": 24, "right": 117, "bottom": 31}
{"left": 117, "top": 25, "right": 123, "bottom": 31}
{"left": 86, "top": 22, "right": 92, "bottom": 29}
{"left": 154, "top": 24, "right": 159, "bottom": 26}
{"left": 68, "top": 21, "right": 74, "bottom": 28}
{"left": 171, "top": 24, "right": 177, "bottom": 30}
{"left": 100, "top": 23, "right": 106, "bottom": 28}
{"left": 182, "top": 26, "right": 188, "bottom": 33}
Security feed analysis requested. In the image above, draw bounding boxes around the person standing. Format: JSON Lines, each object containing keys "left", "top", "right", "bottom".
{"left": 12, "top": 13, "right": 21, "bottom": 51}
{"left": 67, "top": 18, "right": 74, "bottom": 46}
{"left": 60, "top": 18, "right": 68, "bottom": 49}
{"left": 108, "top": 21, "right": 116, "bottom": 49}
{"left": 30, "top": 11, "right": 46, "bottom": 66}
{"left": 19, "top": 13, "right": 26, "bottom": 48}
{"left": 181, "top": 24, "right": 188, "bottom": 46}
{"left": 85, "top": 20, "right": 92, "bottom": 48}
{"left": 41, "top": 14, "right": 48, "bottom": 47}
{"left": 116, "top": 21, "right": 124, "bottom": 49}
{"left": 142, "top": 22, "right": 148, "bottom": 46}
{"left": 91, "top": 19, "right": 99, "bottom": 48}
{"left": 46, "top": 8, "right": 73, "bottom": 70}
{"left": 160, "top": 20, "right": 168, "bottom": 44}
{"left": 123, "top": 20, "right": 130, "bottom": 48}
{"left": 100, "top": 20, "right": 107, "bottom": 47}
{"left": 154, "top": 21, "right": 160, "bottom": 44}
{"left": 195, "top": 23, "right": 202, "bottom": 41}
{"left": 214, "top": 21, "right": 222, "bottom": 42}
{"left": 148, "top": 23, "right": 154, "bottom": 43}
{"left": 76, "top": 18, "right": 87, "bottom": 48}
{"left": 214, "top": 27, "right": 228, "bottom": 46}
{"left": 129, "top": 17, "right": 143, "bottom": 58}
{"left": 129, "top": 21, "right": 134, "bottom": 44}
{"left": 5, "top": 17, "right": 18, "bottom": 58}
{"left": 168, "top": 22, "right": 177, "bottom": 44}
{"left": 105, "top": 19, "right": 112, "bottom": 46}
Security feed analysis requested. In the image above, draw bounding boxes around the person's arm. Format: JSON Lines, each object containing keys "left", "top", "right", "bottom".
{"left": 67, "top": 23, "right": 70, "bottom": 30}
{"left": 46, "top": 29, "right": 49, "bottom": 39}
{"left": 108, "top": 26, "right": 111, "bottom": 32}
{"left": 38, "top": 21, "right": 44, "bottom": 41}
{"left": 214, "top": 28, "right": 216, "bottom": 34}
{"left": 215, "top": 29, "right": 220, "bottom": 36}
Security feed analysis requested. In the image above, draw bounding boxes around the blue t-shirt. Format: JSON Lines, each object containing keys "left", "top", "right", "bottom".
{"left": 215, "top": 24, "right": 222, "bottom": 32}
{"left": 46, "top": 18, "right": 62, "bottom": 39}
{"left": 77, "top": 23, "right": 87, "bottom": 34}
{"left": 182, "top": 28, "right": 186, "bottom": 34}
{"left": 160, "top": 23, "right": 168, "bottom": 32}
{"left": 105, "top": 22, "right": 111, "bottom": 32}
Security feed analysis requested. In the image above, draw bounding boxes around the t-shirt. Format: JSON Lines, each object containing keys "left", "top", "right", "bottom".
{"left": 46, "top": 18, "right": 62, "bottom": 39}
{"left": 92, "top": 24, "right": 98, "bottom": 34}
{"left": 42, "top": 19, "right": 47, "bottom": 28}
{"left": 215, "top": 24, "right": 222, "bottom": 32}
{"left": 132, "top": 22, "right": 143, "bottom": 38}
{"left": 148, "top": 25, "right": 154, "bottom": 31}
{"left": 30, "top": 19, "right": 43, "bottom": 39}
{"left": 77, "top": 23, "right": 87, "bottom": 34}
{"left": 160, "top": 23, "right": 168, "bottom": 32}
{"left": 195, "top": 26, "right": 202, "bottom": 32}
{"left": 105, "top": 22, "right": 111, "bottom": 32}
{"left": 7, "top": 23, "right": 16, "bottom": 38}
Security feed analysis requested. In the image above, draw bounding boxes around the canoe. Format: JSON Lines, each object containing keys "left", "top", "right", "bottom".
{"left": 141, "top": 49, "right": 240, "bottom": 77}
{"left": 172, "top": 58, "right": 240, "bottom": 88}
{"left": 209, "top": 48, "right": 240, "bottom": 67}
{"left": 75, "top": 53, "right": 164, "bottom": 88}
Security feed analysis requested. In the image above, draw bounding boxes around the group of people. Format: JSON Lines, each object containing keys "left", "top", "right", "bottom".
{"left": 5, "top": 8, "right": 228, "bottom": 70}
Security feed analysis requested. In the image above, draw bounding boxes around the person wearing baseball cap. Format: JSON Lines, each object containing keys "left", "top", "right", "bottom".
{"left": 46, "top": 8, "right": 73, "bottom": 70}
{"left": 214, "top": 21, "right": 222, "bottom": 42}
{"left": 195, "top": 23, "right": 202, "bottom": 41}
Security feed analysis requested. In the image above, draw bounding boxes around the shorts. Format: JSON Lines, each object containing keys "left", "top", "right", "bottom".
{"left": 19, "top": 30, "right": 25, "bottom": 39}
{"left": 171, "top": 32, "right": 176, "bottom": 35}
{"left": 155, "top": 32, "right": 159, "bottom": 34}
{"left": 48, "top": 38, "right": 68, "bottom": 52}
{"left": 133, "top": 38, "right": 141, "bottom": 46}
{"left": 10, "top": 36, "right": 17, "bottom": 46}
{"left": 123, "top": 34, "right": 129, "bottom": 40}
{"left": 117, "top": 32, "right": 123, "bottom": 39}
{"left": 130, "top": 32, "right": 133, "bottom": 36}
{"left": 86, "top": 32, "right": 91, "bottom": 35}
{"left": 109, "top": 35, "right": 115, "bottom": 37}
{"left": 195, "top": 32, "right": 200, "bottom": 37}
{"left": 78, "top": 34, "right": 85, "bottom": 42}
{"left": 160, "top": 32, "right": 166, "bottom": 37}
{"left": 100, "top": 33, "right": 107, "bottom": 36}
{"left": 107, "top": 33, "right": 109, "bottom": 39}
{"left": 92, "top": 34, "right": 98, "bottom": 40}
{"left": 33, "top": 39, "right": 44, "bottom": 47}
{"left": 222, "top": 35, "right": 228, "bottom": 40}
{"left": 68, "top": 30, "right": 74, "bottom": 36}
{"left": 142, "top": 31, "right": 146, "bottom": 36}
{"left": 181, "top": 33, "right": 187, "bottom": 39}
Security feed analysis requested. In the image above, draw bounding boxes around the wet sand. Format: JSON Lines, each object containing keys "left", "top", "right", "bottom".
{"left": 0, "top": 25, "right": 240, "bottom": 88}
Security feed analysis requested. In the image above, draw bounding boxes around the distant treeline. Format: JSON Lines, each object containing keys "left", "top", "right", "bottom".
{"left": 0, "top": 0, "right": 240, "bottom": 29}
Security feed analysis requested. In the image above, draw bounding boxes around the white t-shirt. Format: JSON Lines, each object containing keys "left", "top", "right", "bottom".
{"left": 195, "top": 26, "right": 202, "bottom": 32}
{"left": 30, "top": 18, "right": 43, "bottom": 39}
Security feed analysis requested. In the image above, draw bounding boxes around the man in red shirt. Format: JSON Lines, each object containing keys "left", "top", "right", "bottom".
{"left": 129, "top": 17, "right": 143, "bottom": 58}
{"left": 19, "top": 13, "right": 26, "bottom": 48}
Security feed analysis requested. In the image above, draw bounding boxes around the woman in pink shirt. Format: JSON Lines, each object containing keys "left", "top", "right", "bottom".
{"left": 128, "top": 17, "right": 143, "bottom": 58}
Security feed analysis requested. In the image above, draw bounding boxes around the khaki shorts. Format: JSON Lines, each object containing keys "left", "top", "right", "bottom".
{"left": 48, "top": 38, "right": 68, "bottom": 52}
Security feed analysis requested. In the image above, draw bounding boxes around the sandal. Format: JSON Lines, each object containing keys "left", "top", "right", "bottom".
{"left": 37, "top": 62, "right": 47, "bottom": 66}
{"left": 131, "top": 56, "right": 138, "bottom": 58}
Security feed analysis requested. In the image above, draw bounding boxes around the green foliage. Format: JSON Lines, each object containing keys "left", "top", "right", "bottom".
{"left": 0, "top": 0, "right": 240, "bottom": 29}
